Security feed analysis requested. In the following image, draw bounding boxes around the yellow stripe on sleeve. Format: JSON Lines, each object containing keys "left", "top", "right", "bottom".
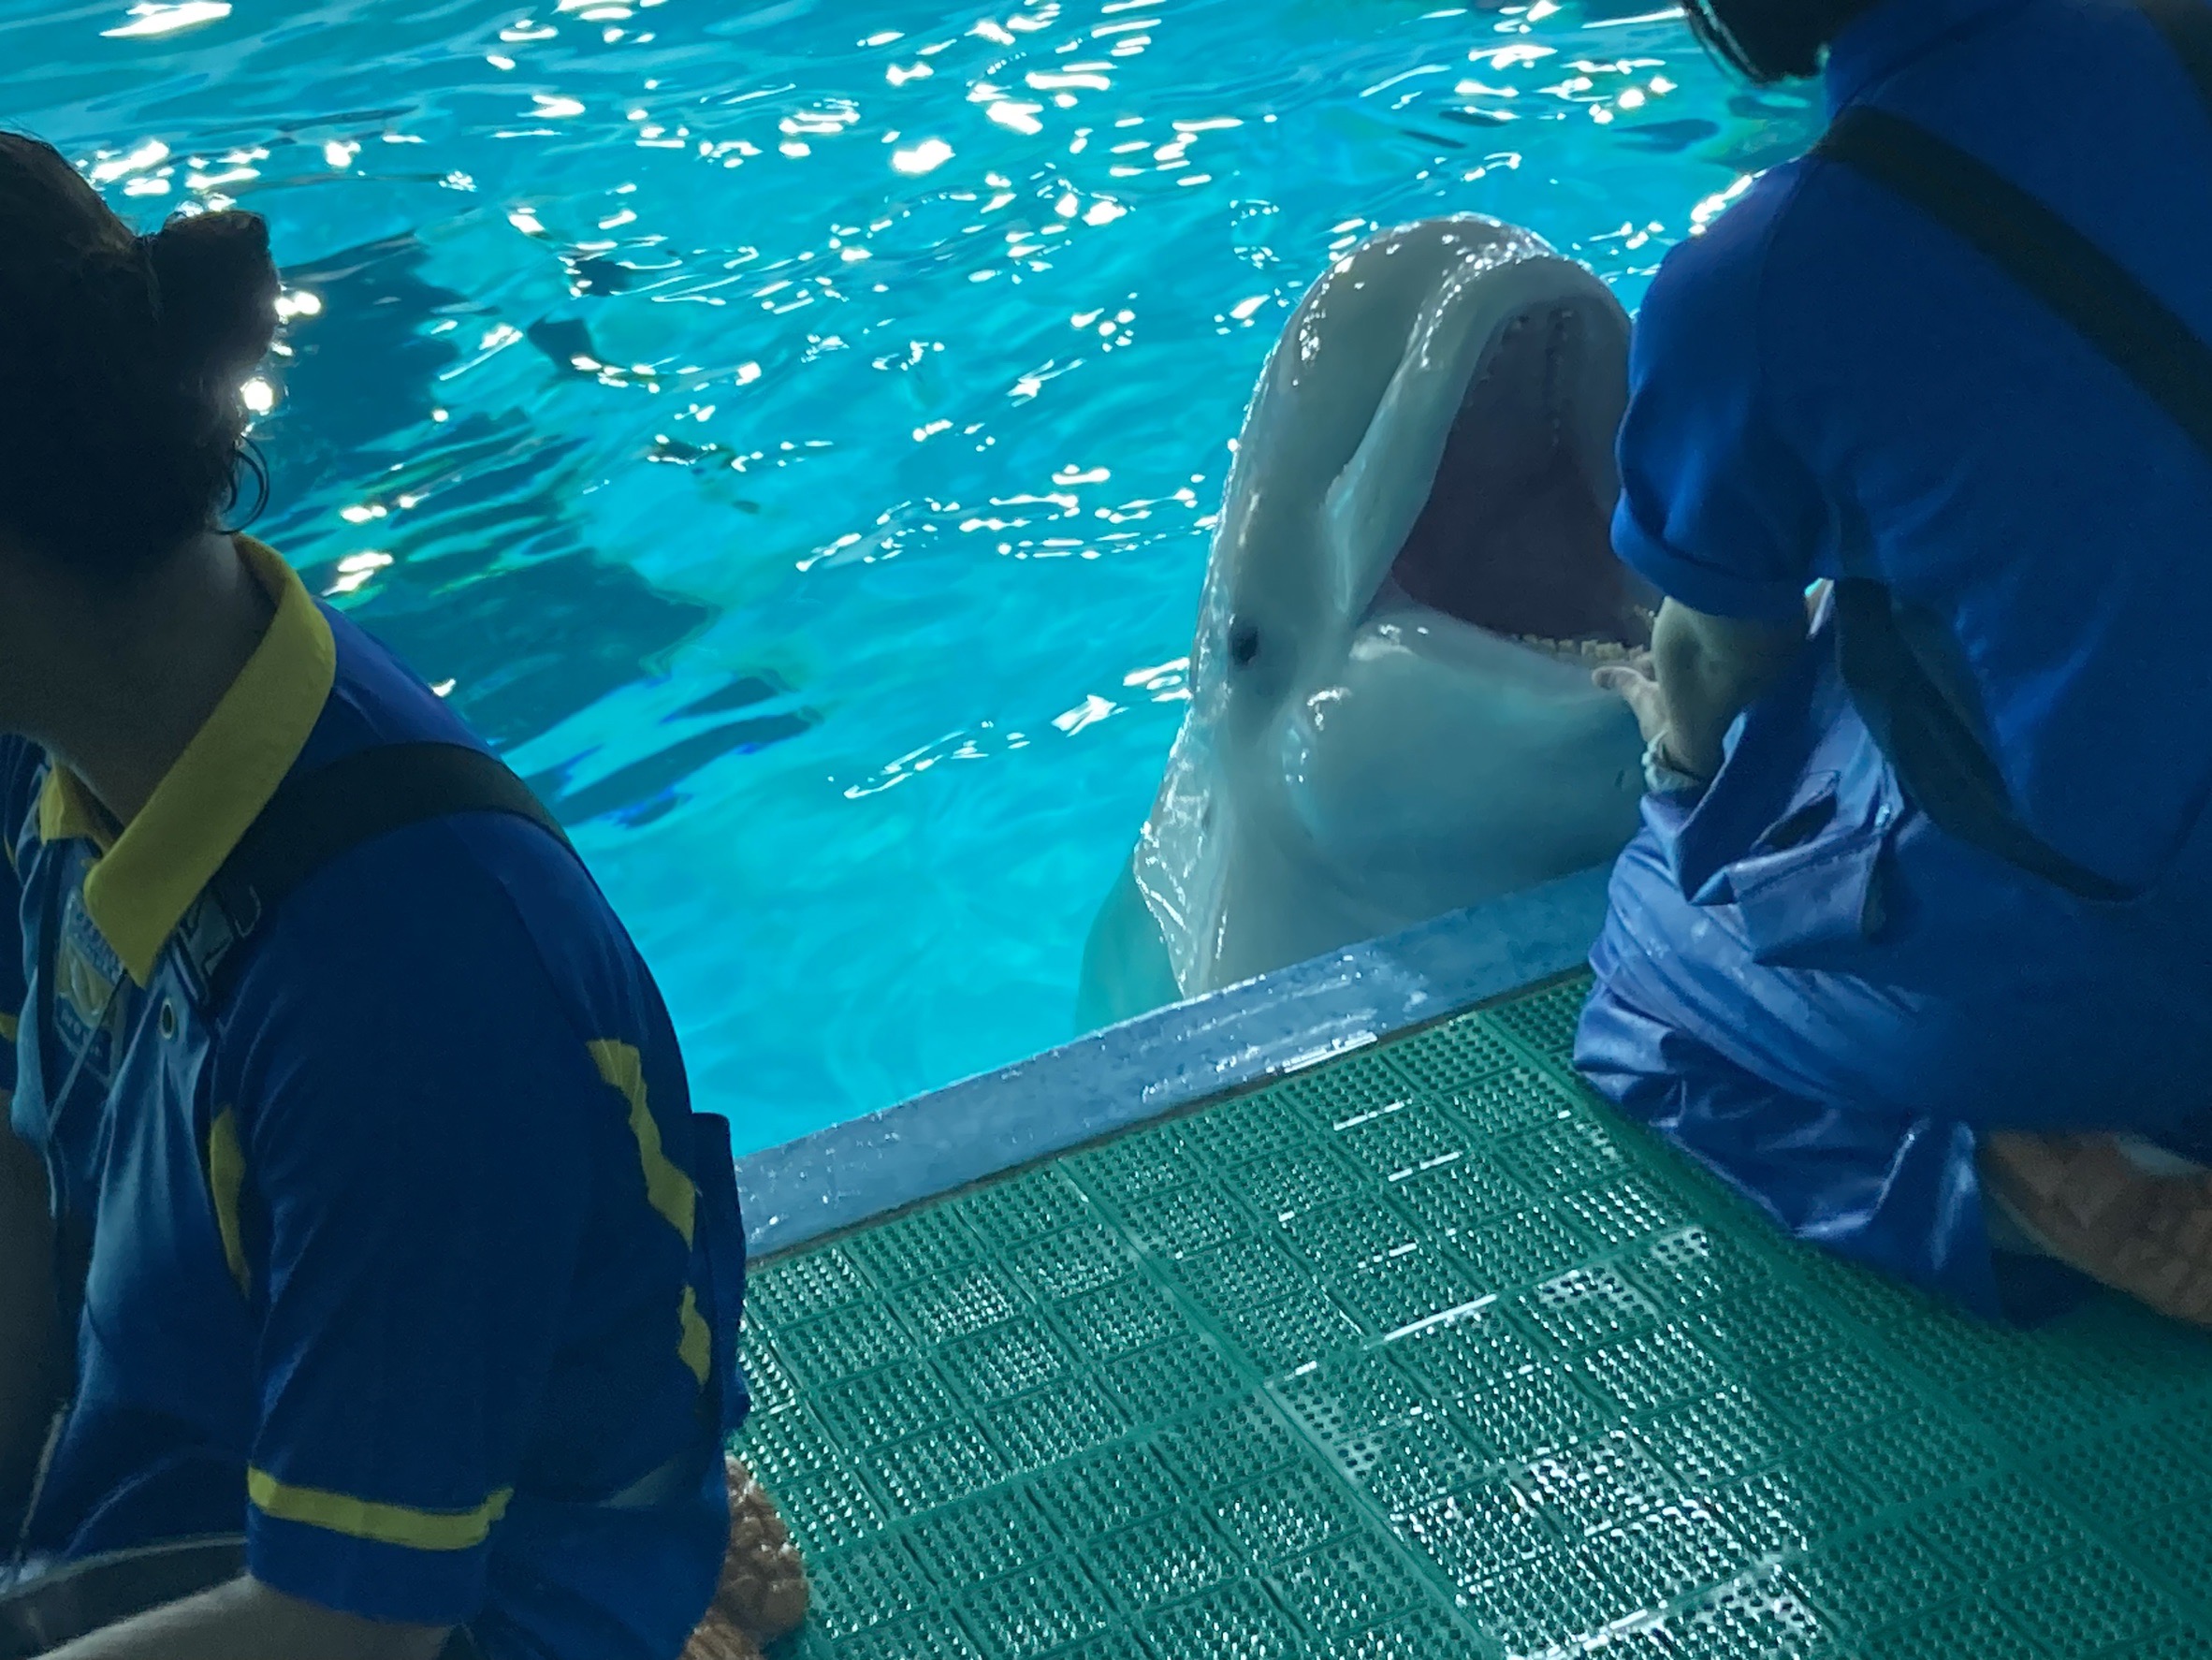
{"left": 206, "top": 1108, "right": 250, "bottom": 1297}
{"left": 678, "top": 1286, "right": 711, "bottom": 1388}
{"left": 590, "top": 1039, "right": 718, "bottom": 1391}
{"left": 247, "top": 1469, "right": 512, "bottom": 1551}
{"left": 0, "top": 1012, "right": 18, "bottom": 1044}
{"left": 588, "top": 1040, "right": 696, "bottom": 1246}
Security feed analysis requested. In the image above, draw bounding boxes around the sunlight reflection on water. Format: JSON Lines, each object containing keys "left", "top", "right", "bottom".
{"left": 0, "top": 0, "right": 1815, "bottom": 1150}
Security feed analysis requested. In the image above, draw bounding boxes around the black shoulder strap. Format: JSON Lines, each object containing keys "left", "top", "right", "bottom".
{"left": 182, "top": 742, "right": 570, "bottom": 1005}
{"left": 1813, "top": 108, "right": 2212, "bottom": 465}
{"left": 1803, "top": 0, "right": 2212, "bottom": 901}
{"left": 1831, "top": 577, "right": 2130, "bottom": 898}
{"left": 2139, "top": 0, "right": 2212, "bottom": 102}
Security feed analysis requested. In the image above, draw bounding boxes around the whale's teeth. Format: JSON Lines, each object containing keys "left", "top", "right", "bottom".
{"left": 1507, "top": 632, "right": 1639, "bottom": 665}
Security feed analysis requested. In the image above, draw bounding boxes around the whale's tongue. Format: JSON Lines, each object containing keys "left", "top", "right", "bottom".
{"left": 1387, "top": 302, "right": 1647, "bottom": 655}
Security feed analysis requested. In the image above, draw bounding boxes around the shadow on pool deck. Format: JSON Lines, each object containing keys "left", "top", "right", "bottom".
{"left": 735, "top": 974, "right": 2212, "bottom": 1660}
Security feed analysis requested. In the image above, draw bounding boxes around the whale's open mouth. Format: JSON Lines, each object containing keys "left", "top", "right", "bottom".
{"left": 1386, "top": 299, "right": 1652, "bottom": 663}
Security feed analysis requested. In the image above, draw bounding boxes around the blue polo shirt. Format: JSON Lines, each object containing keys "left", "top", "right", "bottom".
{"left": 0, "top": 539, "right": 739, "bottom": 1659}
{"left": 1614, "top": 0, "right": 2212, "bottom": 888}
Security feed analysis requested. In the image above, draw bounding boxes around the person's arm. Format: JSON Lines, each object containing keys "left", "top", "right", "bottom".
{"left": 1596, "top": 183, "right": 1830, "bottom": 768}
{"left": 41, "top": 1576, "right": 448, "bottom": 1660}
{"left": 196, "top": 839, "right": 602, "bottom": 1648}
{"left": 0, "top": 745, "right": 52, "bottom": 1522}
{"left": 37, "top": 897, "right": 592, "bottom": 1658}
{"left": 1598, "top": 596, "right": 1810, "bottom": 781}
{"left": 0, "top": 1126, "right": 56, "bottom": 1520}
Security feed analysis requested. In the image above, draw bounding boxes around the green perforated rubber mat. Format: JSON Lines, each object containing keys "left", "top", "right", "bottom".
{"left": 735, "top": 972, "right": 2212, "bottom": 1659}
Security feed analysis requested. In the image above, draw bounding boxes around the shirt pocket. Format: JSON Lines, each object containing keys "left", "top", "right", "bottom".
{"left": 1694, "top": 759, "right": 1901, "bottom": 967}
{"left": 1716, "top": 765, "right": 1911, "bottom": 960}
{"left": 1662, "top": 621, "right": 1903, "bottom": 968}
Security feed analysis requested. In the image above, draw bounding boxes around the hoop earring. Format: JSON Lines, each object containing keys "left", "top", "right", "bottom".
{"left": 1682, "top": 0, "right": 1769, "bottom": 82}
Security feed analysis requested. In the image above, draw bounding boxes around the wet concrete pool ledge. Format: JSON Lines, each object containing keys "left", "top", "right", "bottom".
{"left": 732, "top": 864, "right": 1614, "bottom": 1257}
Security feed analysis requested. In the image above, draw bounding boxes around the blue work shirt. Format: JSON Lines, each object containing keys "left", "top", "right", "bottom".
{"left": 1579, "top": 0, "right": 2212, "bottom": 1320}
{"left": 1613, "top": 0, "right": 2212, "bottom": 889}
{"left": 2, "top": 538, "right": 741, "bottom": 1659}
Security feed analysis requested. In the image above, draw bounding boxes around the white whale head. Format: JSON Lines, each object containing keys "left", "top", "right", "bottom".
{"left": 1095, "top": 216, "right": 1652, "bottom": 1013}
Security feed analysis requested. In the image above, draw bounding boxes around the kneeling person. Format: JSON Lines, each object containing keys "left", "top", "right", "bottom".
{"left": 0, "top": 136, "right": 803, "bottom": 1659}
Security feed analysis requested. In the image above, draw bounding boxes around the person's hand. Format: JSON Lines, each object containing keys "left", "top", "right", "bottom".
{"left": 1594, "top": 656, "right": 1667, "bottom": 747}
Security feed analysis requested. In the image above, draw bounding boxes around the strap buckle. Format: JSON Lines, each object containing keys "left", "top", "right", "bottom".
{"left": 177, "top": 743, "right": 570, "bottom": 1012}
{"left": 174, "top": 883, "right": 258, "bottom": 1008}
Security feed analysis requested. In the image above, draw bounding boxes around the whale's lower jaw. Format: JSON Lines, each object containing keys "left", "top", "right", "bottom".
{"left": 1136, "top": 604, "right": 1646, "bottom": 1000}
{"left": 1160, "top": 717, "right": 1641, "bottom": 999}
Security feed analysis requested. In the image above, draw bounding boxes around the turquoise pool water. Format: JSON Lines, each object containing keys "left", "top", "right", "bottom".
{"left": 1, "top": 0, "right": 1816, "bottom": 1154}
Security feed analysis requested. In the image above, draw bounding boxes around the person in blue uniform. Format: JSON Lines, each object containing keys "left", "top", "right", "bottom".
{"left": 0, "top": 137, "right": 805, "bottom": 1658}
{"left": 1579, "top": 0, "right": 2212, "bottom": 1323}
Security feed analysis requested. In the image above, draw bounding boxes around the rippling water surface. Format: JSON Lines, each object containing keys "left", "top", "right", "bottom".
{"left": 1, "top": 0, "right": 1815, "bottom": 1151}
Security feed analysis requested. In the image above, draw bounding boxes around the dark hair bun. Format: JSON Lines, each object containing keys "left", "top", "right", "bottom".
{"left": 144, "top": 209, "right": 280, "bottom": 389}
{"left": 0, "top": 132, "right": 276, "bottom": 569}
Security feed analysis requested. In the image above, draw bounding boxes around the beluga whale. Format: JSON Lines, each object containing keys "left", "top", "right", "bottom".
{"left": 1077, "top": 215, "right": 1654, "bottom": 1030}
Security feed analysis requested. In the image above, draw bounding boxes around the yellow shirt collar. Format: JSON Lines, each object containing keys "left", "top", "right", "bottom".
{"left": 37, "top": 537, "right": 338, "bottom": 984}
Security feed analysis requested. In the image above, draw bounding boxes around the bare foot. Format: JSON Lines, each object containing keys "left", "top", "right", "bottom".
{"left": 1983, "top": 1131, "right": 2212, "bottom": 1325}
{"left": 682, "top": 1455, "right": 809, "bottom": 1656}
{"left": 681, "top": 1611, "right": 765, "bottom": 1660}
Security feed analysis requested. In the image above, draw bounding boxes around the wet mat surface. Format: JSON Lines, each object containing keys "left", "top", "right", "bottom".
{"left": 735, "top": 973, "right": 2212, "bottom": 1659}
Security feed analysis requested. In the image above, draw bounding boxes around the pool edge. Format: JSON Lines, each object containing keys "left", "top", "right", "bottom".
{"left": 732, "top": 863, "right": 1611, "bottom": 1255}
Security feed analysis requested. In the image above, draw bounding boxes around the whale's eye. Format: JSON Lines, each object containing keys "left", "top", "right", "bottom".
{"left": 1228, "top": 619, "right": 1261, "bottom": 668}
